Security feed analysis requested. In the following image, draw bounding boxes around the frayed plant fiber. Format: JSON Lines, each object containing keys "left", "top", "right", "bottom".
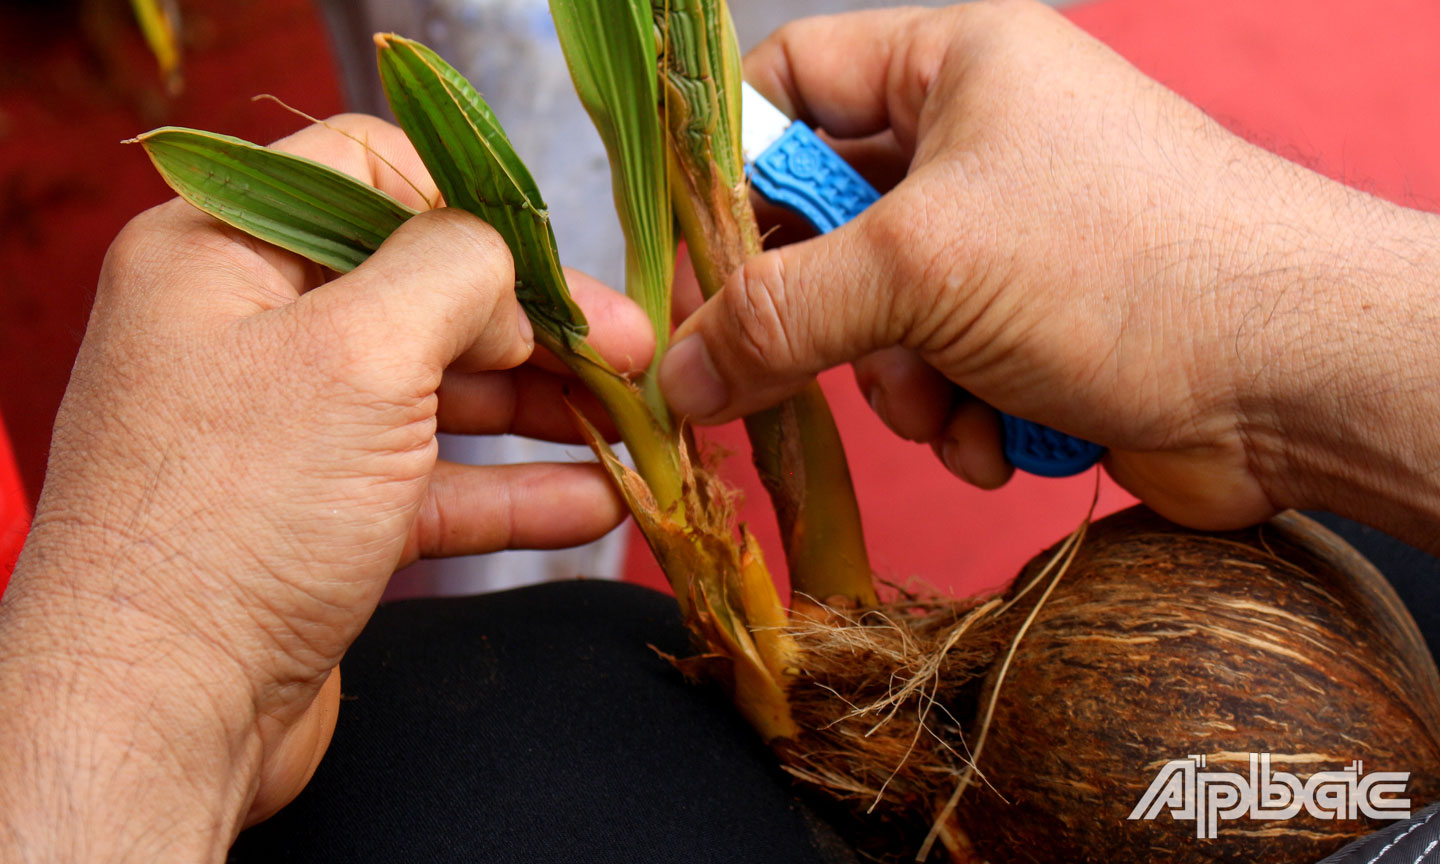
{"left": 770, "top": 520, "right": 1086, "bottom": 863}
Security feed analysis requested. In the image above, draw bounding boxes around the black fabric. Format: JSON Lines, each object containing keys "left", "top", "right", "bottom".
{"left": 228, "top": 579, "right": 858, "bottom": 864}
{"left": 1306, "top": 511, "right": 1440, "bottom": 661}
{"left": 1306, "top": 513, "right": 1440, "bottom": 864}
{"left": 229, "top": 514, "right": 1440, "bottom": 864}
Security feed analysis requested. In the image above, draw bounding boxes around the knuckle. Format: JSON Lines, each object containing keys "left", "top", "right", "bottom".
{"left": 103, "top": 207, "right": 166, "bottom": 276}
{"left": 975, "top": 0, "right": 1031, "bottom": 17}
{"left": 397, "top": 210, "right": 516, "bottom": 327}
{"left": 274, "top": 112, "right": 389, "bottom": 149}
{"left": 768, "top": 19, "right": 807, "bottom": 52}
{"left": 98, "top": 204, "right": 192, "bottom": 307}
{"left": 425, "top": 209, "right": 515, "bottom": 289}
{"left": 321, "top": 112, "right": 390, "bottom": 134}
{"left": 319, "top": 113, "right": 406, "bottom": 157}
{"left": 866, "top": 194, "right": 931, "bottom": 284}
{"left": 864, "top": 188, "right": 962, "bottom": 348}
{"left": 724, "top": 253, "right": 802, "bottom": 373}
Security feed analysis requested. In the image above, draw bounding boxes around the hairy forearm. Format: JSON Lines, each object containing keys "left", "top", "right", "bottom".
{"left": 1238, "top": 187, "right": 1440, "bottom": 552}
{"left": 0, "top": 554, "right": 258, "bottom": 864}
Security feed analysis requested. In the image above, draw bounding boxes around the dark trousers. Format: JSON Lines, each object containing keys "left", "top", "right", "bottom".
{"left": 229, "top": 513, "right": 1439, "bottom": 863}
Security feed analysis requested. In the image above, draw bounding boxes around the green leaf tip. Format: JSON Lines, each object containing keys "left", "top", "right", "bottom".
{"left": 374, "top": 32, "right": 590, "bottom": 351}
{"left": 549, "top": 0, "right": 676, "bottom": 354}
{"left": 137, "top": 126, "right": 417, "bottom": 273}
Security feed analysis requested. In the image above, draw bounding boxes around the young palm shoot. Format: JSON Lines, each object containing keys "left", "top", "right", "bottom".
{"left": 138, "top": 32, "right": 799, "bottom": 742}
{"left": 539, "top": 5, "right": 802, "bottom": 739}
{"left": 134, "top": 24, "right": 1440, "bottom": 864}
{"left": 653, "top": 0, "right": 877, "bottom": 608}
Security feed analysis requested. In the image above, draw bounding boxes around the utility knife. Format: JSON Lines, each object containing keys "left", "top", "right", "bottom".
{"left": 739, "top": 81, "right": 1105, "bottom": 478}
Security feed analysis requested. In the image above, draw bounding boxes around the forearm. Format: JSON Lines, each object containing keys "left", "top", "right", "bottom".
{"left": 1238, "top": 185, "right": 1440, "bottom": 552}
{"left": 0, "top": 552, "right": 258, "bottom": 863}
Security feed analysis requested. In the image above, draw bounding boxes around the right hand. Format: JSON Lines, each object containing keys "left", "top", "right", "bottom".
{"left": 660, "top": 0, "right": 1440, "bottom": 539}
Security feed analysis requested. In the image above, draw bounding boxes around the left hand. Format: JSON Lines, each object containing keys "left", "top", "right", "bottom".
{"left": 0, "top": 115, "right": 654, "bottom": 860}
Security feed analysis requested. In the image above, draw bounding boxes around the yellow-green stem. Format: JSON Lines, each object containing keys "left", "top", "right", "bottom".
{"left": 670, "top": 158, "right": 877, "bottom": 606}
{"left": 539, "top": 331, "right": 688, "bottom": 521}
{"left": 743, "top": 394, "right": 876, "bottom": 606}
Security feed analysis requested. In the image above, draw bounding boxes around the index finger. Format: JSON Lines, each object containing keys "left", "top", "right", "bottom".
{"left": 743, "top": 7, "right": 952, "bottom": 152}
{"left": 267, "top": 113, "right": 440, "bottom": 211}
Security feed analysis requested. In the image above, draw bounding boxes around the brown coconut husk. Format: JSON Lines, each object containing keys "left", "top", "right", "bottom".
{"left": 779, "top": 594, "right": 1013, "bottom": 861}
{"left": 775, "top": 520, "right": 1091, "bottom": 860}
{"left": 772, "top": 506, "right": 1440, "bottom": 864}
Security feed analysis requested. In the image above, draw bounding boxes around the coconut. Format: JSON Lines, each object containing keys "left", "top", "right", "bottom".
{"left": 777, "top": 506, "right": 1440, "bottom": 863}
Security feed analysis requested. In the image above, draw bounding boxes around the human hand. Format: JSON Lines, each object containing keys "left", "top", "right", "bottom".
{"left": 0, "top": 115, "right": 654, "bottom": 860}
{"left": 659, "top": 0, "right": 1440, "bottom": 538}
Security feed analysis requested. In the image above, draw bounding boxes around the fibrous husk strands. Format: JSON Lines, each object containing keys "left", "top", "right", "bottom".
{"left": 768, "top": 508, "right": 1440, "bottom": 863}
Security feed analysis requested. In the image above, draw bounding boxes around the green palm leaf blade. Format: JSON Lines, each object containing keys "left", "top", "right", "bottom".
{"left": 374, "top": 33, "right": 589, "bottom": 350}
{"left": 549, "top": 0, "right": 676, "bottom": 353}
{"left": 654, "top": 0, "right": 744, "bottom": 185}
{"left": 135, "top": 127, "right": 417, "bottom": 273}
{"left": 713, "top": 0, "right": 744, "bottom": 172}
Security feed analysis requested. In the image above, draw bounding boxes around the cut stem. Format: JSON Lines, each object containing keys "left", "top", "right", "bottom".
{"left": 657, "top": 0, "right": 876, "bottom": 607}
{"left": 744, "top": 394, "right": 877, "bottom": 606}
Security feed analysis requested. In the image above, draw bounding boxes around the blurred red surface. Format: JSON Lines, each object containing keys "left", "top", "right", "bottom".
{"left": 0, "top": 0, "right": 344, "bottom": 593}
{"left": 0, "top": 0, "right": 345, "bottom": 506}
{"left": 0, "top": 419, "right": 26, "bottom": 596}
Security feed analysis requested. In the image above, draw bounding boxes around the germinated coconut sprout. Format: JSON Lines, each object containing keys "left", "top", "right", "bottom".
{"left": 776, "top": 515, "right": 1091, "bottom": 862}
{"left": 133, "top": 4, "right": 1440, "bottom": 862}
{"left": 783, "top": 595, "right": 1008, "bottom": 801}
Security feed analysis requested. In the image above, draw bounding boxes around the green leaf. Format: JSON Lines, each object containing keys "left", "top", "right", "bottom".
{"left": 550, "top": 0, "right": 676, "bottom": 353}
{"left": 654, "top": 0, "right": 745, "bottom": 186}
{"left": 374, "top": 33, "right": 589, "bottom": 351}
{"left": 136, "top": 127, "right": 417, "bottom": 273}
{"left": 713, "top": 0, "right": 744, "bottom": 174}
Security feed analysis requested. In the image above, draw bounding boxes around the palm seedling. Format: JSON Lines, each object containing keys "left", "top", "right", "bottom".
{"left": 136, "top": 4, "right": 1440, "bottom": 861}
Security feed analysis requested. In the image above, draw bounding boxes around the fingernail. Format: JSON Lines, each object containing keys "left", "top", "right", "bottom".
{"left": 660, "top": 335, "right": 728, "bottom": 418}
{"left": 940, "top": 438, "right": 975, "bottom": 485}
{"left": 515, "top": 305, "right": 534, "bottom": 349}
{"left": 867, "top": 386, "right": 889, "bottom": 427}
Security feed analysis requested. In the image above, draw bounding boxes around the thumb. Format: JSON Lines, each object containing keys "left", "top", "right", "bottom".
{"left": 295, "top": 208, "right": 532, "bottom": 376}
{"left": 659, "top": 200, "right": 917, "bottom": 423}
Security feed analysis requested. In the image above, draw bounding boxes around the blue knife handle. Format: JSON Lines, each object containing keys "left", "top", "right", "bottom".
{"left": 748, "top": 121, "right": 1104, "bottom": 477}
{"left": 749, "top": 122, "right": 880, "bottom": 231}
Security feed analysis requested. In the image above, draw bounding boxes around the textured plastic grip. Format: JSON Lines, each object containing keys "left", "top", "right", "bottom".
{"left": 746, "top": 121, "right": 1104, "bottom": 477}
{"left": 1000, "top": 414, "right": 1107, "bottom": 478}
{"left": 748, "top": 122, "right": 879, "bottom": 232}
